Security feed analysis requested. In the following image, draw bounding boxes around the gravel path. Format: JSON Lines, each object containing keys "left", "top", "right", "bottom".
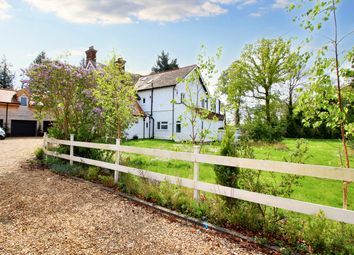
{"left": 0, "top": 138, "right": 271, "bottom": 255}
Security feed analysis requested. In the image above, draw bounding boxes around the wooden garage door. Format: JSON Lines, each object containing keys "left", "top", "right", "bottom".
{"left": 11, "top": 120, "right": 37, "bottom": 136}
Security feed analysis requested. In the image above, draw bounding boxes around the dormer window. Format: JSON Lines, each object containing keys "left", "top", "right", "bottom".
{"left": 20, "top": 97, "right": 28, "bottom": 106}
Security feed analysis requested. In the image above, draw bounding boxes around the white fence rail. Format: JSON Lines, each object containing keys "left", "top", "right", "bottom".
{"left": 43, "top": 134, "right": 354, "bottom": 225}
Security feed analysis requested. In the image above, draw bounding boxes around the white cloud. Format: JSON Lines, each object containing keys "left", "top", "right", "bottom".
{"left": 24, "top": 0, "right": 259, "bottom": 24}
{"left": 24, "top": 0, "right": 233, "bottom": 24}
{"left": 272, "top": 0, "right": 291, "bottom": 9}
{"left": 0, "top": 0, "right": 11, "bottom": 21}
{"left": 250, "top": 11, "right": 263, "bottom": 17}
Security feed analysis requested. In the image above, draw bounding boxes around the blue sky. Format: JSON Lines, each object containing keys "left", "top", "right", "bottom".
{"left": 0, "top": 0, "right": 353, "bottom": 88}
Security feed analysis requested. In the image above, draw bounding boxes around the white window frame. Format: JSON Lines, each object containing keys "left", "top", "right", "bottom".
{"left": 157, "top": 121, "right": 168, "bottom": 130}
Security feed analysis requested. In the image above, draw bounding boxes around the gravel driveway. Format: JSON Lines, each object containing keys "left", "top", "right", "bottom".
{"left": 0, "top": 138, "right": 271, "bottom": 255}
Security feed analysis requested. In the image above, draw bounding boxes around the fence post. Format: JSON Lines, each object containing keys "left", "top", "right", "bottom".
{"left": 114, "top": 139, "right": 121, "bottom": 184}
{"left": 193, "top": 145, "right": 201, "bottom": 201}
{"left": 70, "top": 134, "right": 74, "bottom": 166}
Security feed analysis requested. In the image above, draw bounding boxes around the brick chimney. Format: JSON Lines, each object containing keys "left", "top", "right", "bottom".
{"left": 115, "top": 57, "right": 126, "bottom": 72}
{"left": 85, "top": 46, "right": 97, "bottom": 67}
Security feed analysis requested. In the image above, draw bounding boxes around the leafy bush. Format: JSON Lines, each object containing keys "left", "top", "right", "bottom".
{"left": 214, "top": 127, "right": 254, "bottom": 206}
{"left": 242, "top": 119, "right": 285, "bottom": 142}
{"left": 98, "top": 175, "right": 116, "bottom": 188}
{"left": 86, "top": 166, "right": 100, "bottom": 181}
{"left": 283, "top": 138, "right": 310, "bottom": 164}
{"left": 34, "top": 147, "right": 44, "bottom": 161}
{"left": 49, "top": 163, "right": 79, "bottom": 176}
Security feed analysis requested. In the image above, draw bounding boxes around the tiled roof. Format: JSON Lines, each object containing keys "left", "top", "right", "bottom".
{"left": 135, "top": 65, "right": 197, "bottom": 91}
{"left": 133, "top": 101, "right": 146, "bottom": 117}
{"left": 0, "top": 89, "right": 19, "bottom": 104}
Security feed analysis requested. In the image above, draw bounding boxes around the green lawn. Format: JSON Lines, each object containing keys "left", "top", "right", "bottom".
{"left": 122, "top": 138, "right": 354, "bottom": 210}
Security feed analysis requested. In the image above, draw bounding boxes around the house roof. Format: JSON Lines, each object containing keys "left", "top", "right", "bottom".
{"left": 133, "top": 101, "right": 146, "bottom": 117}
{"left": 196, "top": 108, "right": 225, "bottom": 121}
{"left": 135, "top": 65, "right": 197, "bottom": 91}
{"left": 0, "top": 89, "right": 19, "bottom": 104}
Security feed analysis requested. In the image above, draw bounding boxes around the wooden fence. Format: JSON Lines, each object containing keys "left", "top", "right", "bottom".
{"left": 43, "top": 134, "right": 354, "bottom": 225}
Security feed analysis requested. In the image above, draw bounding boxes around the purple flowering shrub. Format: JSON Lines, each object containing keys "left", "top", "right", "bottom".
{"left": 25, "top": 61, "right": 104, "bottom": 142}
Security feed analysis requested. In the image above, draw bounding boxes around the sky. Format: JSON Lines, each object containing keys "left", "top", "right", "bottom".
{"left": 0, "top": 0, "right": 353, "bottom": 89}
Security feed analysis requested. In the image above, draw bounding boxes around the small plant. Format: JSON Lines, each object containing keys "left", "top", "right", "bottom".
{"left": 86, "top": 166, "right": 99, "bottom": 181}
{"left": 98, "top": 175, "right": 116, "bottom": 188}
{"left": 34, "top": 147, "right": 45, "bottom": 161}
{"left": 283, "top": 138, "right": 310, "bottom": 164}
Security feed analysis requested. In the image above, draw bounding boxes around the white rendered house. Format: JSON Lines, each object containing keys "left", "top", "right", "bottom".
{"left": 125, "top": 65, "right": 224, "bottom": 141}
{"left": 84, "top": 46, "right": 224, "bottom": 142}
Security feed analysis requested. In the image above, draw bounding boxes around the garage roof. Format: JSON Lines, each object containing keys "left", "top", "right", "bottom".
{"left": 0, "top": 89, "right": 19, "bottom": 104}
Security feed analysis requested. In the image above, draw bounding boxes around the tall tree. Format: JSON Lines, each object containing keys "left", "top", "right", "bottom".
{"left": 94, "top": 56, "right": 136, "bottom": 139}
{"left": 227, "top": 38, "right": 293, "bottom": 125}
{"left": 285, "top": 50, "right": 310, "bottom": 136}
{"left": 291, "top": 0, "right": 354, "bottom": 208}
{"left": 218, "top": 60, "right": 252, "bottom": 126}
{"left": 33, "top": 51, "right": 47, "bottom": 64}
{"left": 152, "top": 50, "right": 179, "bottom": 73}
{"left": 0, "top": 56, "right": 15, "bottom": 89}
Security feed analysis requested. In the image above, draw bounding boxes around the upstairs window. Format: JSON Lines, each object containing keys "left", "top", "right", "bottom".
{"left": 143, "top": 98, "right": 146, "bottom": 103}
{"left": 20, "top": 97, "right": 27, "bottom": 106}
{"left": 157, "top": 121, "right": 168, "bottom": 130}
{"left": 201, "top": 99, "right": 205, "bottom": 108}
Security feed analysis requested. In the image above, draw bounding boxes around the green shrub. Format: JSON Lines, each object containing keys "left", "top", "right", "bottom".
{"left": 48, "top": 162, "right": 84, "bottom": 177}
{"left": 283, "top": 138, "right": 310, "bottom": 164}
{"left": 98, "top": 175, "right": 116, "bottom": 188}
{"left": 242, "top": 119, "right": 285, "bottom": 142}
{"left": 119, "top": 173, "right": 142, "bottom": 195}
{"left": 214, "top": 127, "right": 254, "bottom": 207}
{"left": 34, "top": 147, "right": 45, "bottom": 161}
{"left": 86, "top": 166, "right": 99, "bottom": 181}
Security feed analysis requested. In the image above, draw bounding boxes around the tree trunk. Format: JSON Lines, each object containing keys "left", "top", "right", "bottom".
{"left": 288, "top": 91, "right": 293, "bottom": 118}
{"left": 117, "top": 125, "right": 122, "bottom": 139}
{"left": 265, "top": 90, "right": 271, "bottom": 124}
{"left": 235, "top": 103, "right": 240, "bottom": 126}
{"left": 332, "top": 0, "right": 350, "bottom": 209}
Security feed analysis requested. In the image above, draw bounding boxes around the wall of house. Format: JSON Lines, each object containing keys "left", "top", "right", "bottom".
{"left": 135, "top": 86, "right": 175, "bottom": 140}
{"left": 125, "top": 117, "right": 145, "bottom": 139}
{"left": 173, "top": 71, "right": 223, "bottom": 142}
{"left": 137, "top": 90, "right": 152, "bottom": 114}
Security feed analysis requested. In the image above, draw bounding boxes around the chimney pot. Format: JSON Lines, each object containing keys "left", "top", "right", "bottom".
{"left": 85, "top": 46, "right": 97, "bottom": 68}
